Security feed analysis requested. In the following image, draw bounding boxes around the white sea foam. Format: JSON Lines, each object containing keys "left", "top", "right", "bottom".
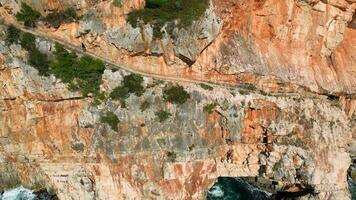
{"left": 208, "top": 185, "right": 224, "bottom": 197}
{"left": 0, "top": 186, "right": 36, "bottom": 200}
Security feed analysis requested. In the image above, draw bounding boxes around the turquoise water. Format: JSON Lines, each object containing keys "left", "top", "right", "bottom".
{"left": 207, "top": 177, "right": 271, "bottom": 200}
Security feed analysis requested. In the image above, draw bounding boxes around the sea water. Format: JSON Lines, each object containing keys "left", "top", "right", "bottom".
{"left": 207, "top": 177, "right": 271, "bottom": 200}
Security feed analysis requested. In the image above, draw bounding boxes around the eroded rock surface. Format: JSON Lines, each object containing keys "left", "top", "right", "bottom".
{"left": 0, "top": 0, "right": 355, "bottom": 199}
{"left": 0, "top": 28, "right": 354, "bottom": 199}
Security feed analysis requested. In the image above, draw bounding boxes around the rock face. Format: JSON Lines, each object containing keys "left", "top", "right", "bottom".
{"left": 0, "top": 0, "right": 355, "bottom": 199}
{"left": 1, "top": 0, "right": 354, "bottom": 94}
{"left": 0, "top": 26, "right": 354, "bottom": 199}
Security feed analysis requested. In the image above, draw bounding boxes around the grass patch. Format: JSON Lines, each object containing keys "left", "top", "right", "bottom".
{"left": 16, "top": 2, "right": 41, "bottom": 27}
{"left": 43, "top": 8, "right": 79, "bottom": 28}
{"left": 155, "top": 110, "right": 171, "bottom": 122}
{"left": 163, "top": 85, "right": 190, "bottom": 104}
{"left": 100, "top": 111, "right": 120, "bottom": 131}
{"left": 127, "top": 0, "right": 209, "bottom": 38}
{"left": 203, "top": 103, "right": 217, "bottom": 114}
{"left": 199, "top": 83, "right": 214, "bottom": 91}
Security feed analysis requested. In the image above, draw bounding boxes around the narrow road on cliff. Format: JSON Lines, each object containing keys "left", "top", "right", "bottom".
{"left": 7, "top": 22, "right": 237, "bottom": 90}
{"left": 3, "top": 22, "right": 309, "bottom": 98}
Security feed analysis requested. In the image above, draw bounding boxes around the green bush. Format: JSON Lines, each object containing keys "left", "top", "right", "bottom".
{"left": 28, "top": 49, "right": 50, "bottom": 76}
{"left": 50, "top": 43, "right": 78, "bottom": 82}
{"left": 6, "top": 25, "right": 20, "bottom": 44}
{"left": 127, "top": 0, "right": 209, "bottom": 38}
{"left": 20, "top": 32, "right": 49, "bottom": 75}
{"left": 199, "top": 83, "right": 213, "bottom": 91}
{"left": 43, "top": 8, "right": 78, "bottom": 28}
{"left": 50, "top": 43, "right": 105, "bottom": 97}
{"left": 20, "top": 32, "right": 36, "bottom": 50}
{"left": 100, "top": 111, "right": 120, "bottom": 131}
{"left": 123, "top": 74, "right": 145, "bottom": 96}
{"left": 73, "top": 55, "right": 106, "bottom": 96}
{"left": 110, "top": 86, "right": 130, "bottom": 100}
{"left": 240, "top": 83, "right": 257, "bottom": 91}
{"left": 140, "top": 99, "right": 151, "bottom": 111}
{"left": 16, "top": 3, "right": 41, "bottom": 27}
{"left": 166, "top": 151, "right": 176, "bottom": 162}
{"left": 163, "top": 85, "right": 190, "bottom": 104}
{"left": 155, "top": 110, "right": 171, "bottom": 122}
{"left": 112, "top": 0, "right": 123, "bottom": 7}
{"left": 203, "top": 103, "right": 217, "bottom": 114}
{"left": 110, "top": 74, "right": 145, "bottom": 105}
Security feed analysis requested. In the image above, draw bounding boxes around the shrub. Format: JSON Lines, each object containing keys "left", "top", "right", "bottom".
{"left": 127, "top": 0, "right": 209, "bottom": 38}
{"left": 110, "top": 74, "right": 145, "bottom": 105}
{"left": 203, "top": 103, "right": 217, "bottom": 114}
{"left": 166, "top": 151, "right": 176, "bottom": 162}
{"left": 73, "top": 55, "right": 105, "bottom": 96}
{"left": 155, "top": 110, "right": 171, "bottom": 122}
{"left": 100, "top": 111, "right": 120, "bottom": 131}
{"left": 123, "top": 74, "right": 145, "bottom": 96}
{"left": 28, "top": 48, "right": 50, "bottom": 76}
{"left": 200, "top": 83, "right": 213, "bottom": 91}
{"left": 50, "top": 43, "right": 105, "bottom": 97}
{"left": 240, "top": 83, "right": 257, "bottom": 91}
{"left": 112, "top": 0, "right": 123, "bottom": 7}
{"left": 20, "top": 32, "right": 36, "bottom": 50}
{"left": 50, "top": 43, "right": 78, "bottom": 82}
{"left": 43, "top": 8, "right": 78, "bottom": 28}
{"left": 110, "top": 86, "right": 130, "bottom": 100}
{"left": 163, "top": 85, "right": 190, "bottom": 104}
{"left": 16, "top": 3, "right": 41, "bottom": 27}
{"left": 6, "top": 25, "right": 20, "bottom": 44}
{"left": 140, "top": 99, "right": 151, "bottom": 111}
{"left": 20, "top": 32, "right": 49, "bottom": 75}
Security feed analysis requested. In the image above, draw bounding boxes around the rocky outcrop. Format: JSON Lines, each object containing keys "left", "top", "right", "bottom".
{"left": 0, "top": 0, "right": 355, "bottom": 199}
{"left": 1, "top": 0, "right": 354, "bottom": 94}
{"left": 0, "top": 26, "right": 354, "bottom": 199}
{"left": 201, "top": 0, "right": 356, "bottom": 94}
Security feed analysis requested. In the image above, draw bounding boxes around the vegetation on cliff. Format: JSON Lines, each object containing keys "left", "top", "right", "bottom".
{"left": 6, "top": 26, "right": 106, "bottom": 100}
{"left": 19, "top": 32, "right": 50, "bottom": 76}
{"left": 203, "top": 103, "right": 218, "bottom": 114}
{"left": 6, "top": 27, "right": 50, "bottom": 76}
{"left": 110, "top": 74, "right": 145, "bottom": 106}
{"left": 163, "top": 85, "right": 190, "bottom": 104}
{"left": 43, "top": 8, "right": 79, "bottom": 28}
{"left": 127, "top": 0, "right": 209, "bottom": 38}
{"left": 112, "top": 0, "right": 123, "bottom": 7}
{"left": 155, "top": 110, "right": 172, "bottom": 122}
{"left": 5, "top": 25, "right": 20, "bottom": 44}
{"left": 100, "top": 111, "right": 120, "bottom": 131}
{"left": 140, "top": 99, "right": 151, "bottom": 111}
{"left": 50, "top": 43, "right": 105, "bottom": 97}
{"left": 16, "top": 3, "right": 41, "bottom": 27}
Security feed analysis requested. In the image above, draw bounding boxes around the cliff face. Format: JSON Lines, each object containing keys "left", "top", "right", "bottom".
{"left": 0, "top": 0, "right": 355, "bottom": 199}
{"left": 1, "top": 0, "right": 355, "bottom": 94}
